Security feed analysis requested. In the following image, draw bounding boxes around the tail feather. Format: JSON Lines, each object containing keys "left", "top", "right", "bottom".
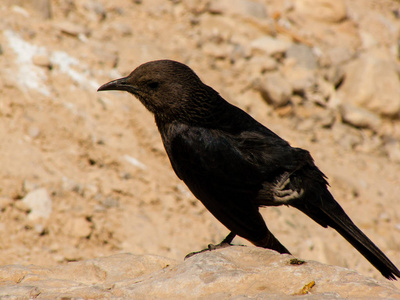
{"left": 293, "top": 190, "right": 400, "bottom": 280}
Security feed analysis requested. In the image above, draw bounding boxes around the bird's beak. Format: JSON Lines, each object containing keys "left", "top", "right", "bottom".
{"left": 97, "top": 77, "right": 130, "bottom": 92}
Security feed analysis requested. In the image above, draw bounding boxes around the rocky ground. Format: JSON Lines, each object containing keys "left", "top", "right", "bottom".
{"left": 2, "top": 247, "right": 400, "bottom": 299}
{"left": 1, "top": 0, "right": 400, "bottom": 297}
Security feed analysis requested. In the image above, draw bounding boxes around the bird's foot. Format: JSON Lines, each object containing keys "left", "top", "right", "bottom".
{"left": 184, "top": 232, "right": 236, "bottom": 260}
{"left": 184, "top": 242, "right": 232, "bottom": 259}
{"left": 273, "top": 176, "right": 304, "bottom": 203}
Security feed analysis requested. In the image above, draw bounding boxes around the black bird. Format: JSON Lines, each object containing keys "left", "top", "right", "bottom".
{"left": 98, "top": 59, "right": 400, "bottom": 280}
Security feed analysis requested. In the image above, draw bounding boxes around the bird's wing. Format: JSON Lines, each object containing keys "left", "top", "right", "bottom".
{"left": 160, "top": 122, "right": 297, "bottom": 242}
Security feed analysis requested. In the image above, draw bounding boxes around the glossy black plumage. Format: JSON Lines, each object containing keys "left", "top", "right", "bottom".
{"left": 98, "top": 59, "right": 400, "bottom": 280}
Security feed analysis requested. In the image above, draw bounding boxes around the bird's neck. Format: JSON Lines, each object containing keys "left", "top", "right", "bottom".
{"left": 155, "top": 98, "right": 230, "bottom": 130}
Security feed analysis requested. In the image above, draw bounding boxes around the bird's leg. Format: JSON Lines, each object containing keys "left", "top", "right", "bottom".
{"left": 184, "top": 232, "right": 236, "bottom": 260}
{"left": 273, "top": 174, "right": 304, "bottom": 204}
{"left": 253, "top": 231, "right": 291, "bottom": 254}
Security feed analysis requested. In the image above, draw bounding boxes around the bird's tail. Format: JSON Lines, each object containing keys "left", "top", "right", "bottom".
{"left": 293, "top": 189, "right": 400, "bottom": 280}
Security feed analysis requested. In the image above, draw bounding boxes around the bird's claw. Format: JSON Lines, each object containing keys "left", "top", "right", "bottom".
{"left": 184, "top": 241, "right": 233, "bottom": 260}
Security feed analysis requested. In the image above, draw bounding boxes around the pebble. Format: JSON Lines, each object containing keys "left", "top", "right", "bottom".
{"left": 294, "top": 0, "right": 347, "bottom": 23}
{"left": 33, "top": 0, "right": 52, "bottom": 19}
{"left": 54, "top": 21, "right": 90, "bottom": 37}
{"left": 286, "top": 44, "right": 318, "bottom": 69}
{"left": 385, "top": 140, "right": 400, "bottom": 163}
{"left": 208, "top": 0, "right": 267, "bottom": 19}
{"left": 83, "top": 0, "right": 106, "bottom": 22}
{"left": 340, "top": 103, "right": 381, "bottom": 131}
{"left": 281, "top": 61, "right": 316, "bottom": 94}
{"left": 110, "top": 22, "right": 133, "bottom": 36}
{"left": 337, "top": 52, "right": 400, "bottom": 117}
{"left": 256, "top": 72, "right": 292, "bottom": 107}
{"left": 202, "top": 42, "right": 232, "bottom": 59}
{"left": 27, "top": 126, "right": 41, "bottom": 138}
{"left": 321, "top": 65, "right": 345, "bottom": 88}
{"left": 250, "top": 36, "right": 292, "bottom": 57}
{"left": 247, "top": 56, "right": 278, "bottom": 74}
{"left": 64, "top": 217, "right": 92, "bottom": 238}
{"left": 326, "top": 46, "right": 354, "bottom": 65}
{"left": 332, "top": 123, "right": 363, "bottom": 150}
{"left": 21, "top": 188, "right": 52, "bottom": 220}
{"left": 32, "top": 54, "right": 52, "bottom": 69}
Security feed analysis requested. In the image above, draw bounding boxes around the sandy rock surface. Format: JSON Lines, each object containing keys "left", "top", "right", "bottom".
{"left": 1, "top": 0, "right": 400, "bottom": 297}
{"left": 1, "top": 247, "right": 400, "bottom": 299}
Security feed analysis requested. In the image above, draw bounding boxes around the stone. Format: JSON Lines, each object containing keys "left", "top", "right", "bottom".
{"left": 250, "top": 36, "right": 292, "bottom": 57}
{"left": 110, "top": 22, "right": 133, "bottom": 36}
{"left": 321, "top": 65, "right": 345, "bottom": 88}
{"left": 83, "top": 0, "right": 106, "bottom": 22}
{"left": 27, "top": 125, "right": 41, "bottom": 138}
{"left": 54, "top": 21, "right": 90, "bottom": 37}
{"left": 208, "top": 0, "right": 267, "bottom": 19}
{"left": 14, "top": 0, "right": 52, "bottom": 19}
{"left": 32, "top": 54, "right": 52, "bottom": 69}
{"left": 326, "top": 46, "right": 354, "bottom": 65}
{"left": 33, "top": 0, "right": 52, "bottom": 19}
{"left": 337, "top": 53, "right": 400, "bottom": 117}
{"left": 63, "top": 217, "right": 92, "bottom": 238}
{"left": 332, "top": 123, "right": 363, "bottom": 150}
{"left": 248, "top": 56, "right": 278, "bottom": 74}
{"left": 385, "top": 140, "right": 400, "bottom": 164}
{"left": 294, "top": 0, "right": 347, "bottom": 23}
{"left": 21, "top": 188, "right": 52, "bottom": 220}
{"left": 286, "top": 44, "right": 318, "bottom": 70}
{"left": 340, "top": 103, "right": 381, "bottom": 131}
{"left": 281, "top": 60, "right": 316, "bottom": 94}
{"left": 256, "top": 72, "right": 292, "bottom": 107}
{"left": 202, "top": 42, "right": 232, "bottom": 59}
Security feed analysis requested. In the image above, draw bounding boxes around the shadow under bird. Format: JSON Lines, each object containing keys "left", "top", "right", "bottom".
{"left": 98, "top": 59, "right": 400, "bottom": 280}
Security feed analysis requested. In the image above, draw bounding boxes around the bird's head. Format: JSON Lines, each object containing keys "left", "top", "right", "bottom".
{"left": 98, "top": 60, "right": 214, "bottom": 119}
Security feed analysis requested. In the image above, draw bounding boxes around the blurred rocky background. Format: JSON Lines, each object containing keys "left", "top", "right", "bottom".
{"left": 1, "top": 0, "right": 400, "bottom": 297}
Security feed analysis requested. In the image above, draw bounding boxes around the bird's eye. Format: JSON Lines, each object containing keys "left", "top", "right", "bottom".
{"left": 148, "top": 81, "right": 159, "bottom": 89}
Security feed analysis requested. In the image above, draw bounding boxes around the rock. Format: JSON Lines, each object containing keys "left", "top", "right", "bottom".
{"left": 14, "top": 0, "right": 52, "bottom": 19}
{"left": 332, "top": 123, "right": 363, "bottom": 150}
{"left": 110, "top": 22, "right": 133, "bottom": 36}
{"left": 0, "top": 248, "right": 399, "bottom": 299}
{"left": 340, "top": 103, "right": 381, "bottom": 131}
{"left": 337, "top": 52, "right": 400, "bottom": 117}
{"left": 281, "top": 60, "right": 316, "bottom": 94}
{"left": 27, "top": 125, "right": 41, "bottom": 138}
{"left": 321, "top": 65, "right": 345, "bottom": 88}
{"left": 256, "top": 72, "right": 292, "bottom": 107}
{"left": 250, "top": 36, "right": 292, "bottom": 57}
{"left": 385, "top": 140, "right": 400, "bottom": 163}
{"left": 202, "top": 42, "right": 232, "bottom": 59}
{"left": 63, "top": 217, "right": 92, "bottom": 238}
{"left": 32, "top": 54, "right": 52, "bottom": 69}
{"left": 54, "top": 21, "right": 90, "bottom": 37}
{"left": 21, "top": 188, "right": 52, "bottom": 220}
{"left": 208, "top": 0, "right": 267, "bottom": 19}
{"left": 359, "top": 30, "right": 379, "bottom": 50}
{"left": 248, "top": 56, "right": 278, "bottom": 74}
{"left": 286, "top": 44, "right": 318, "bottom": 70}
{"left": 326, "top": 46, "right": 354, "bottom": 65}
{"left": 83, "top": 0, "right": 106, "bottom": 22}
{"left": 33, "top": 0, "right": 52, "bottom": 19}
{"left": 294, "top": 0, "right": 347, "bottom": 23}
